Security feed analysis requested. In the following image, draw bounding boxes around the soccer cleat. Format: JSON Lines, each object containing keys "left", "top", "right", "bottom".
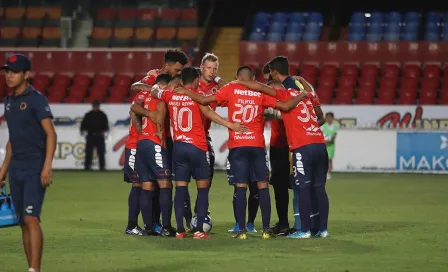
{"left": 153, "top": 222, "right": 162, "bottom": 233}
{"left": 142, "top": 228, "right": 159, "bottom": 236}
{"left": 269, "top": 222, "right": 290, "bottom": 236}
{"left": 193, "top": 231, "right": 212, "bottom": 239}
{"left": 287, "top": 230, "right": 311, "bottom": 239}
{"left": 125, "top": 226, "right": 143, "bottom": 236}
{"left": 246, "top": 222, "right": 257, "bottom": 233}
{"left": 315, "top": 230, "right": 329, "bottom": 238}
{"left": 228, "top": 222, "right": 239, "bottom": 233}
{"left": 159, "top": 226, "right": 177, "bottom": 237}
{"left": 176, "top": 232, "right": 188, "bottom": 239}
{"left": 262, "top": 228, "right": 275, "bottom": 239}
{"left": 233, "top": 230, "right": 247, "bottom": 239}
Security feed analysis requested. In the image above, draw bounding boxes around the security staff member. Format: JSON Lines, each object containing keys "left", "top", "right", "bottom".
{"left": 0, "top": 54, "right": 57, "bottom": 272}
{"left": 80, "top": 100, "right": 109, "bottom": 171}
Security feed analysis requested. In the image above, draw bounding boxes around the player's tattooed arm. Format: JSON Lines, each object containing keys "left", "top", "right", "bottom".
{"left": 174, "top": 87, "right": 216, "bottom": 105}
{"left": 199, "top": 105, "right": 248, "bottom": 133}
{"left": 234, "top": 80, "right": 277, "bottom": 97}
{"left": 130, "top": 110, "right": 143, "bottom": 134}
{"left": 131, "top": 100, "right": 158, "bottom": 123}
{"left": 0, "top": 140, "right": 12, "bottom": 187}
{"left": 154, "top": 102, "right": 167, "bottom": 142}
{"left": 275, "top": 92, "right": 309, "bottom": 112}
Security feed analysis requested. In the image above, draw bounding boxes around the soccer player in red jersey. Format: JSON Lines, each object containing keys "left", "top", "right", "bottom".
{"left": 132, "top": 50, "right": 189, "bottom": 232}
{"left": 235, "top": 79, "right": 330, "bottom": 239}
{"left": 151, "top": 67, "right": 247, "bottom": 239}
{"left": 174, "top": 66, "right": 307, "bottom": 239}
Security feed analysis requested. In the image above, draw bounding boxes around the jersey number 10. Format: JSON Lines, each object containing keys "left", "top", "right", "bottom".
{"left": 173, "top": 106, "right": 193, "bottom": 132}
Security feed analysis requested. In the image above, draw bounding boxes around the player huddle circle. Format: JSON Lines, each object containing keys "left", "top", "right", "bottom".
{"left": 123, "top": 50, "right": 331, "bottom": 240}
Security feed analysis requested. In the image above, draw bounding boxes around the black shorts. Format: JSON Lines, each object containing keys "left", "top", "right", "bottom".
{"left": 173, "top": 141, "right": 210, "bottom": 182}
{"left": 9, "top": 164, "right": 46, "bottom": 225}
{"left": 207, "top": 136, "right": 215, "bottom": 183}
{"left": 228, "top": 147, "right": 269, "bottom": 184}
{"left": 269, "top": 146, "right": 290, "bottom": 186}
{"left": 136, "top": 140, "right": 171, "bottom": 182}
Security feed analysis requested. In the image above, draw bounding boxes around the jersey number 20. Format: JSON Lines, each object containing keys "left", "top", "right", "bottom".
{"left": 232, "top": 104, "right": 259, "bottom": 123}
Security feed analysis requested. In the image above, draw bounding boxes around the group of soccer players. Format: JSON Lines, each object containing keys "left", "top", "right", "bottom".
{"left": 123, "top": 49, "right": 330, "bottom": 239}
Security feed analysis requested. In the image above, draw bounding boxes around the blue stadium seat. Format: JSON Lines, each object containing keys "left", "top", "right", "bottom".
{"left": 443, "top": 13, "right": 448, "bottom": 24}
{"left": 386, "top": 23, "right": 400, "bottom": 33}
{"left": 424, "top": 32, "right": 439, "bottom": 41}
{"left": 252, "top": 22, "right": 268, "bottom": 33}
{"left": 290, "top": 12, "right": 305, "bottom": 25}
{"left": 272, "top": 12, "right": 287, "bottom": 24}
{"left": 285, "top": 32, "right": 301, "bottom": 41}
{"left": 387, "top": 12, "right": 402, "bottom": 24}
{"left": 253, "top": 12, "right": 270, "bottom": 24}
{"left": 370, "top": 12, "right": 384, "bottom": 25}
{"left": 269, "top": 22, "right": 284, "bottom": 33}
{"left": 404, "top": 12, "right": 420, "bottom": 24}
{"left": 366, "top": 33, "right": 382, "bottom": 41}
{"left": 249, "top": 32, "right": 264, "bottom": 41}
{"left": 426, "top": 23, "right": 439, "bottom": 33}
{"left": 303, "top": 32, "right": 319, "bottom": 41}
{"left": 305, "top": 22, "right": 321, "bottom": 33}
{"left": 348, "top": 33, "right": 364, "bottom": 41}
{"left": 427, "top": 12, "right": 441, "bottom": 24}
{"left": 287, "top": 22, "right": 303, "bottom": 34}
{"left": 402, "top": 32, "right": 417, "bottom": 41}
{"left": 350, "top": 24, "right": 365, "bottom": 35}
{"left": 351, "top": 12, "right": 365, "bottom": 25}
{"left": 308, "top": 12, "right": 323, "bottom": 24}
{"left": 267, "top": 32, "right": 282, "bottom": 41}
{"left": 384, "top": 32, "right": 400, "bottom": 41}
{"left": 403, "top": 23, "right": 419, "bottom": 33}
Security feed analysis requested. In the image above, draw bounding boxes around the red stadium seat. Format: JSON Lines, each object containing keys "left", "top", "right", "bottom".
{"left": 318, "top": 76, "right": 336, "bottom": 89}
{"left": 338, "top": 75, "right": 356, "bottom": 88}
{"left": 379, "top": 77, "right": 398, "bottom": 89}
{"left": 289, "top": 63, "right": 298, "bottom": 75}
{"left": 47, "top": 85, "right": 66, "bottom": 101}
{"left": 300, "top": 64, "right": 318, "bottom": 78}
{"left": 300, "top": 73, "right": 316, "bottom": 86}
{"left": 32, "top": 74, "right": 51, "bottom": 88}
{"left": 423, "top": 65, "right": 441, "bottom": 79}
{"left": 356, "top": 87, "right": 375, "bottom": 104}
{"left": 341, "top": 63, "right": 358, "bottom": 77}
{"left": 106, "top": 95, "right": 126, "bottom": 103}
{"left": 376, "top": 88, "right": 396, "bottom": 104}
{"left": 113, "top": 74, "right": 132, "bottom": 88}
{"left": 419, "top": 88, "right": 438, "bottom": 105}
{"left": 400, "top": 78, "right": 418, "bottom": 90}
{"left": 72, "top": 74, "right": 91, "bottom": 87}
{"left": 133, "top": 73, "right": 147, "bottom": 83}
{"left": 361, "top": 64, "right": 378, "bottom": 80}
{"left": 358, "top": 78, "right": 376, "bottom": 90}
{"left": 125, "top": 92, "right": 138, "bottom": 102}
{"left": 421, "top": 77, "right": 439, "bottom": 90}
{"left": 69, "top": 85, "right": 88, "bottom": 98}
{"left": 320, "top": 64, "right": 338, "bottom": 78}
{"left": 109, "top": 86, "right": 128, "bottom": 98}
{"left": 402, "top": 64, "right": 420, "bottom": 78}
{"left": 88, "top": 85, "right": 108, "bottom": 100}
{"left": 93, "top": 74, "right": 112, "bottom": 87}
{"left": 397, "top": 88, "right": 417, "bottom": 105}
{"left": 315, "top": 87, "right": 333, "bottom": 104}
{"left": 382, "top": 64, "right": 399, "bottom": 78}
{"left": 52, "top": 74, "right": 71, "bottom": 88}
{"left": 65, "top": 96, "right": 84, "bottom": 104}
{"left": 32, "top": 83, "right": 48, "bottom": 95}
{"left": 440, "top": 90, "right": 448, "bottom": 104}
{"left": 334, "top": 88, "right": 353, "bottom": 104}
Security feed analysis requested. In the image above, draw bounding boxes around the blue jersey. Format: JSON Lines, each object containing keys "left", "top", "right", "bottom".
{"left": 4, "top": 86, "right": 53, "bottom": 166}
{"left": 282, "top": 76, "right": 304, "bottom": 91}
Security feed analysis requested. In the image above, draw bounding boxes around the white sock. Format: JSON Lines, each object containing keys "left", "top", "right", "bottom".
{"left": 29, "top": 268, "right": 36, "bottom": 272}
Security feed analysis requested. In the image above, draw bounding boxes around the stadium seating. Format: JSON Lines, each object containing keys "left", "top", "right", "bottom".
{"left": 90, "top": 7, "right": 198, "bottom": 47}
{"left": 241, "top": 62, "right": 448, "bottom": 105}
{"left": 0, "top": 7, "right": 61, "bottom": 47}
{"left": 248, "top": 12, "right": 324, "bottom": 42}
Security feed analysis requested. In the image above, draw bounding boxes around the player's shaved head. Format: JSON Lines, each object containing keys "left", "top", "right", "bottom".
{"left": 154, "top": 74, "right": 172, "bottom": 85}
{"left": 181, "top": 66, "right": 200, "bottom": 86}
{"left": 236, "top": 65, "right": 255, "bottom": 81}
{"left": 267, "top": 80, "right": 285, "bottom": 89}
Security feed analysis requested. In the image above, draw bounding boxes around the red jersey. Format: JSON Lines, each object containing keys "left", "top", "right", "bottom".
{"left": 140, "top": 73, "right": 171, "bottom": 139}
{"left": 270, "top": 119, "right": 288, "bottom": 148}
{"left": 275, "top": 88, "right": 325, "bottom": 151}
{"left": 214, "top": 83, "right": 278, "bottom": 149}
{"left": 125, "top": 91, "right": 149, "bottom": 149}
{"left": 157, "top": 88, "right": 208, "bottom": 151}
{"left": 138, "top": 95, "right": 165, "bottom": 147}
{"left": 198, "top": 80, "right": 219, "bottom": 137}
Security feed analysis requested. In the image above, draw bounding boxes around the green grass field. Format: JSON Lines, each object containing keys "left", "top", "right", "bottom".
{"left": 1, "top": 171, "right": 447, "bottom": 272}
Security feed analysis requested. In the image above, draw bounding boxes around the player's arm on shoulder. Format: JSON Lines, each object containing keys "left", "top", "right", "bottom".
{"left": 235, "top": 80, "right": 277, "bottom": 97}
{"left": 275, "top": 91, "right": 308, "bottom": 112}
{"left": 214, "top": 76, "right": 227, "bottom": 88}
{"left": 199, "top": 105, "right": 247, "bottom": 132}
{"left": 131, "top": 99, "right": 157, "bottom": 123}
{"left": 176, "top": 87, "right": 216, "bottom": 105}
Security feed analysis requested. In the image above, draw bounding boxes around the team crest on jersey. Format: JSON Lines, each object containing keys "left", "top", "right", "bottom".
{"left": 20, "top": 102, "right": 27, "bottom": 110}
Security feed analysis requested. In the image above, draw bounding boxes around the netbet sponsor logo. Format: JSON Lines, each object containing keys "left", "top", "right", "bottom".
{"left": 234, "top": 89, "right": 261, "bottom": 97}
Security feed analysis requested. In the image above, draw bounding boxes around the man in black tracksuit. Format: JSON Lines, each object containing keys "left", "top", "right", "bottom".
{"left": 81, "top": 100, "right": 109, "bottom": 171}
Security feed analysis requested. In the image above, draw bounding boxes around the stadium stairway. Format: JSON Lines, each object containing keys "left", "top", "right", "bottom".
{"left": 73, "top": 17, "right": 93, "bottom": 47}
{"left": 210, "top": 28, "right": 242, "bottom": 81}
